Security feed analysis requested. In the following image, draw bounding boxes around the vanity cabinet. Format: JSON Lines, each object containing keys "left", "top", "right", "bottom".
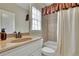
{"left": 0, "top": 39, "right": 43, "bottom": 56}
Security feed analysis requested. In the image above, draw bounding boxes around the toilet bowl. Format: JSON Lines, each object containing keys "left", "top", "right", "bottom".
{"left": 42, "top": 41, "right": 57, "bottom": 56}
{"left": 42, "top": 47, "right": 55, "bottom": 56}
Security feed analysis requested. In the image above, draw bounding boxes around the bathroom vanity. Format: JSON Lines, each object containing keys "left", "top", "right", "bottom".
{"left": 0, "top": 5, "right": 43, "bottom": 56}
{"left": 0, "top": 36, "right": 43, "bottom": 56}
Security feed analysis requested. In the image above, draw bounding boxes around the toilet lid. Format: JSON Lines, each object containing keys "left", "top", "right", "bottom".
{"left": 42, "top": 47, "right": 55, "bottom": 53}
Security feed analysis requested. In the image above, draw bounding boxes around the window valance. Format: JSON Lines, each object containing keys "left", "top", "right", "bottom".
{"left": 42, "top": 3, "right": 79, "bottom": 16}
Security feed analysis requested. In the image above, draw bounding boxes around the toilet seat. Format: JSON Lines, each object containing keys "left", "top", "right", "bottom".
{"left": 42, "top": 47, "right": 55, "bottom": 56}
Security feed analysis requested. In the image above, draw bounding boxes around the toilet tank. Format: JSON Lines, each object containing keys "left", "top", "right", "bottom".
{"left": 44, "top": 41, "right": 57, "bottom": 49}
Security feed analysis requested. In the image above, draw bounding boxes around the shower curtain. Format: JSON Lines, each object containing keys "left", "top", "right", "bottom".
{"left": 57, "top": 7, "right": 79, "bottom": 56}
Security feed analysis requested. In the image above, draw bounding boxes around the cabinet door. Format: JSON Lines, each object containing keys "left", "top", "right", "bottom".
{"left": 0, "top": 39, "right": 43, "bottom": 56}
{"left": 31, "top": 48, "right": 42, "bottom": 56}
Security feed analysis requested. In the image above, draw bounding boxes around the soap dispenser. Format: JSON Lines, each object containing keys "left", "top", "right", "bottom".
{"left": 17, "top": 32, "right": 22, "bottom": 38}
{"left": 1, "top": 28, "right": 7, "bottom": 40}
{"left": 14, "top": 31, "right": 18, "bottom": 38}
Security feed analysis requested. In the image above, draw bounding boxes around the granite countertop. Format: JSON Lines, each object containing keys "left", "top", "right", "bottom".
{"left": 0, "top": 35, "right": 41, "bottom": 53}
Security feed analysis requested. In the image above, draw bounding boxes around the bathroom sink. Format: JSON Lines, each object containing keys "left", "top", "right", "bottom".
{"left": 11, "top": 38, "right": 32, "bottom": 43}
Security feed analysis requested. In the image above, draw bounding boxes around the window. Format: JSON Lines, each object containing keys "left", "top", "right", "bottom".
{"left": 32, "top": 7, "right": 41, "bottom": 30}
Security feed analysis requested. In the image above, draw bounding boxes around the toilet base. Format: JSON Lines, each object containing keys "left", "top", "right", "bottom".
{"left": 41, "top": 47, "right": 56, "bottom": 56}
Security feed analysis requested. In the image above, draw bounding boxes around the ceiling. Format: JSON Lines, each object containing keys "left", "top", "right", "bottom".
{"left": 16, "top": 3, "right": 52, "bottom": 10}
{"left": 16, "top": 3, "right": 30, "bottom": 10}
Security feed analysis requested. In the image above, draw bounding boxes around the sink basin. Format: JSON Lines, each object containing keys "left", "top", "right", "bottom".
{"left": 11, "top": 38, "right": 32, "bottom": 43}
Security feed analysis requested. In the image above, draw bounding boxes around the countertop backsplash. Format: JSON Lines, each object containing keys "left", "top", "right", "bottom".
{"left": 4, "top": 32, "right": 30, "bottom": 38}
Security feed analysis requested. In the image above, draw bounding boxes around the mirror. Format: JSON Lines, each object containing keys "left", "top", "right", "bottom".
{"left": 0, "top": 9, "right": 15, "bottom": 34}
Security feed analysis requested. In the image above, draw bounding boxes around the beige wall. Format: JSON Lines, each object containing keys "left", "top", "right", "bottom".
{"left": 42, "top": 13, "right": 57, "bottom": 42}
{"left": 48, "top": 13, "right": 57, "bottom": 41}
{"left": 0, "top": 3, "right": 29, "bottom": 33}
{"left": 42, "top": 15, "right": 48, "bottom": 42}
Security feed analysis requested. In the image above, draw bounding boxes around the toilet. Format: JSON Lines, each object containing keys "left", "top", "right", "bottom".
{"left": 41, "top": 41, "right": 57, "bottom": 56}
